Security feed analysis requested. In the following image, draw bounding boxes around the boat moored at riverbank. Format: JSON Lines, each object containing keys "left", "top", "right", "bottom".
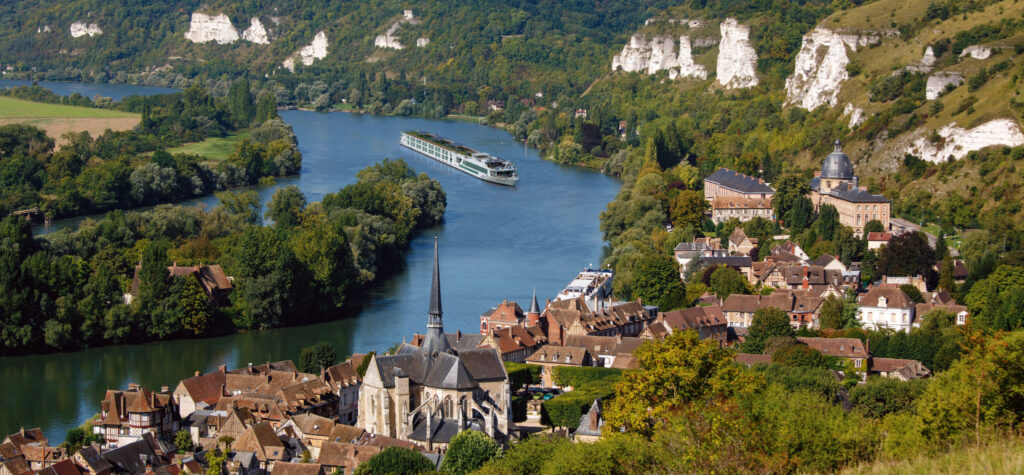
{"left": 401, "top": 130, "right": 519, "bottom": 186}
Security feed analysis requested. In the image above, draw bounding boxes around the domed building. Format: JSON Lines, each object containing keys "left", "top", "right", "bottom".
{"left": 809, "top": 141, "right": 890, "bottom": 236}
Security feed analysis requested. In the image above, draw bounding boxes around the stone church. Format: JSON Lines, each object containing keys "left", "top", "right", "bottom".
{"left": 357, "top": 238, "right": 511, "bottom": 449}
{"left": 809, "top": 141, "right": 891, "bottom": 236}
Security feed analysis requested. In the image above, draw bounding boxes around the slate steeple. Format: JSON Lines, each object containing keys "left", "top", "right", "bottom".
{"left": 422, "top": 236, "right": 452, "bottom": 355}
{"left": 529, "top": 288, "right": 540, "bottom": 314}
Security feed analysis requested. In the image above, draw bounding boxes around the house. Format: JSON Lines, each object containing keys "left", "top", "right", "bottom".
{"left": 769, "top": 241, "right": 810, "bottom": 262}
{"left": 316, "top": 442, "right": 380, "bottom": 475}
{"left": 539, "top": 296, "right": 653, "bottom": 346}
{"left": 673, "top": 238, "right": 725, "bottom": 278}
{"left": 182, "top": 404, "right": 255, "bottom": 450}
{"left": 703, "top": 168, "right": 775, "bottom": 203}
{"left": 173, "top": 367, "right": 228, "bottom": 419}
{"left": 563, "top": 334, "right": 644, "bottom": 369}
{"left": 722, "top": 291, "right": 824, "bottom": 329}
{"left": 269, "top": 462, "right": 323, "bottom": 475}
{"left": 640, "top": 306, "right": 728, "bottom": 347}
{"left": 871, "top": 358, "right": 931, "bottom": 381}
{"left": 711, "top": 197, "right": 773, "bottom": 224}
{"left": 93, "top": 433, "right": 172, "bottom": 475}
{"left": 276, "top": 378, "right": 338, "bottom": 419}
{"left": 858, "top": 286, "right": 916, "bottom": 332}
{"left": 811, "top": 254, "right": 847, "bottom": 273}
{"left": 127, "top": 263, "right": 233, "bottom": 306}
{"left": 276, "top": 414, "right": 335, "bottom": 451}
{"left": 0, "top": 456, "right": 31, "bottom": 475}
{"left": 759, "top": 264, "right": 853, "bottom": 291}
{"left": 479, "top": 298, "right": 527, "bottom": 333}
{"left": 71, "top": 445, "right": 112, "bottom": 475}
{"left": 357, "top": 240, "right": 511, "bottom": 451}
{"left": 796, "top": 337, "right": 870, "bottom": 375}
{"left": 574, "top": 400, "right": 604, "bottom": 443}
{"left": 727, "top": 228, "right": 758, "bottom": 256}
{"left": 232, "top": 423, "right": 290, "bottom": 472}
{"left": 323, "top": 361, "right": 362, "bottom": 426}
{"left": 933, "top": 259, "right": 969, "bottom": 284}
{"left": 866, "top": 232, "right": 892, "bottom": 250}
{"left": 808, "top": 141, "right": 891, "bottom": 236}
{"left": 94, "top": 385, "right": 179, "bottom": 448}
{"left": 524, "top": 345, "right": 592, "bottom": 388}
{"left": 36, "top": 459, "right": 81, "bottom": 475}
{"left": 915, "top": 301, "right": 969, "bottom": 326}
{"left": 479, "top": 324, "right": 548, "bottom": 363}
{"left": 3, "top": 429, "right": 63, "bottom": 471}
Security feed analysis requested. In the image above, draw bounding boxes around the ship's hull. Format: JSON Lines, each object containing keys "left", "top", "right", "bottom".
{"left": 401, "top": 132, "right": 518, "bottom": 186}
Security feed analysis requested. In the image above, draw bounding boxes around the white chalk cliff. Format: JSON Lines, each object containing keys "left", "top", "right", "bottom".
{"left": 844, "top": 103, "right": 865, "bottom": 129}
{"left": 242, "top": 18, "right": 270, "bottom": 44}
{"left": 960, "top": 45, "right": 992, "bottom": 60}
{"left": 785, "top": 27, "right": 879, "bottom": 110}
{"left": 716, "top": 18, "right": 758, "bottom": 89}
{"left": 69, "top": 21, "right": 102, "bottom": 38}
{"left": 184, "top": 13, "right": 239, "bottom": 44}
{"left": 374, "top": 10, "right": 427, "bottom": 50}
{"left": 926, "top": 72, "right": 964, "bottom": 100}
{"left": 906, "top": 119, "right": 1024, "bottom": 163}
{"left": 612, "top": 34, "right": 707, "bottom": 80}
{"left": 283, "top": 31, "right": 328, "bottom": 72}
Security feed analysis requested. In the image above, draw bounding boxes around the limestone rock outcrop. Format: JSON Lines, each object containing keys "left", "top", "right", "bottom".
{"left": 844, "top": 103, "right": 865, "bottom": 129}
{"left": 906, "top": 119, "right": 1024, "bottom": 162}
{"left": 374, "top": 10, "right": 427, "bottom": 50}
{"left": 716, "top": 18, "right": 758, "bottom": 89}
{"left": 612, "top": 34, "right": 707, "bottom": 80}
{"left": 69, "top": 21, "right": 102, "bottom": 38}
{"left": 960, "top": 45, "right": 992, "bottom": 60}
{"left": 926, "top": 72, "right": 964, "bottom": 100}
{"left": 785, "top": 27, "right": 879, "bottom": 110}
{"left": 283, "top": 31, "right": 328, "bottom": 72}
{"left": 184, "top": 13, "right": 239, "bottom": 44}
{"left": 241, "top": 17, "right": 270, "bottom": 44}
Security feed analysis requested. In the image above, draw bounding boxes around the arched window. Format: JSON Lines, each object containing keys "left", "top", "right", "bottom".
{"left": 444, "top": 397, "right": 454, "bottom": 419}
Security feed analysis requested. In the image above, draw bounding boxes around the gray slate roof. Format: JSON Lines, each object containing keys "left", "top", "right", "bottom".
{"left": 704, "top": 168, "right": 774, "bottom": 194}
{"left": 828, "top": 185, "right": 889, "bottom": 203}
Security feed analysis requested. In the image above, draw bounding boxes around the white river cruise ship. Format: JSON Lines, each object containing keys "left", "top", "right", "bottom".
{"left": 400, "top": 131, "right": 519, "bottom": 186}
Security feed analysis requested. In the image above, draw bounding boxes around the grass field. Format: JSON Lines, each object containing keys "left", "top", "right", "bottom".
{"left": 0, "top": 96, "right": 136, "bottom": 119}
{"left": 0, "top": 96, "right": 140, "bottom": 147}
{"left": 840, "top": 438, "right": 1024, "bottom": 474}
{"left": 165, "top": 131, "right": 250, "bottom": 161}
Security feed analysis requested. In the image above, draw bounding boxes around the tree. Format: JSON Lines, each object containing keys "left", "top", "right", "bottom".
{"left": 604, "top": 331, "right": 757, "bottom": 436}
{"left": 863, "top": 220, "right": 885, "bottom": 234}
{"left": 356, "top": 447, "right": 434, "bottom": 475}
{"left": 964, "top": 265, "right": 1024, "bottom": 331}
{"left": 899, "top": 284, "right": 924, "bottom": 304}
{"left": 206, "top": 448, "right": 226, "bottom": 475}
{"left": 215, "top": 190, "right": 261, "bottom": 225}
{"left": 877, "top": 232, "right": 935, "bottom": 278}
{"left": 298, "top": 341, "right": 337, "bottom": 373}
{"left": 227, "top": 78, "right": 255, "bottom": 126}
{"left": 816, "top": 204, "right": 840, "bottom": 241}
{"left": 177, "top": 276, "right": 212, "bottom": 336}
{"left": 630, "top": 254, "right": 686, "bottom": 310}
{"left": 785, "top": 196, "right": 815, "bottom": 233}
{"left": 174, "top": 429, "right": 195, "bottom": 453}
{"left": 439, "top": 430, "right": 500, "bottom": 474}
{"left": 772, "top": 173, "right": 811, "bottom": 228}
{"left": 668, "top": 190, "right": 706, "bottom": 229}
{"left": 850, "top": 377, "right": 927, "bottom": 418}
{"left": 266, "top": 185, "right": 307, "bottom": 228}
{"left": 709, "top": 266, "right": 749, "bottom": 300}
{"left": 772, "top": 344, "right": 827, "bottom": 368}
{"left": 62, "top": 427, "right": 102, "bottom": 454}
{"left": 744, "top": 308, "right": 795, "bottom": 353}
{"left": 255, "top": 93, "right": 278, "bottom": 123}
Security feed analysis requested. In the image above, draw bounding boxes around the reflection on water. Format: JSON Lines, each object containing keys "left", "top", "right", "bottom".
{"left": 0, "top": 92, "right": 620, "bottom": 442}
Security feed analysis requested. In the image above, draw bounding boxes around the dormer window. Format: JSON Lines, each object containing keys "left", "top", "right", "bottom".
{"left": 879, "top": 296, "right": 888, "bottom": 307}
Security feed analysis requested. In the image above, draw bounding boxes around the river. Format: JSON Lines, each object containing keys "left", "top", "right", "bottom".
{"left": 0, "top": 83, "right": 620, "bottom": 442}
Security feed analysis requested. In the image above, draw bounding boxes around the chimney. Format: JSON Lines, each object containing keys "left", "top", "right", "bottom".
{"left": 218, "top": 364, "right": 227, "bottom": 373}
{"left": 589, "top": 408, "right": 600, "bottom": 432}
{"left": 160, "top": 385, "right": 169, "bottom": 393}
{"left": 814, "top": 171, "right": 821, "bottom": 178}
{"left": 220, "top": 384, "right": 226, "bottom": 397}
{"left": 456, "top": 330, "right": 462, "bottom": 342}
{"left": 195, "top": 370, "right": 200, "bottom": 377}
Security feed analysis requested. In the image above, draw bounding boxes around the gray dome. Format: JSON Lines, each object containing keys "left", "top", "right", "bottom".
{"left": 821, "top": 140, "right": 854, "bottom": 180}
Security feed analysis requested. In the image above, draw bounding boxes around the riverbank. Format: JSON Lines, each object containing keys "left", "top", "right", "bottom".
{"left": 0, "top": 106, "right": 620, "bottom": 442}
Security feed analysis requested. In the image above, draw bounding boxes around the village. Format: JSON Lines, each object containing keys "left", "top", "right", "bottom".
{"left": 0, "top": 145, "right": 971, "bottom": 475}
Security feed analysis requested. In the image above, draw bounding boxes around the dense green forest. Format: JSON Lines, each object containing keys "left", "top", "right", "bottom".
{"left": 0, "top": 80, "right": 293, "bottom": 219}
{"left": 0, "top": 159, "right": 445, "bottom": 354}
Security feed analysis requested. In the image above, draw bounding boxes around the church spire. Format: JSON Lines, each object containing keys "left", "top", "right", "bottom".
{"left": 422, "top": 236, "right": 452, "bottom": 355}
{"left": 428, "top": 236, "right": 442, "bottom": 326}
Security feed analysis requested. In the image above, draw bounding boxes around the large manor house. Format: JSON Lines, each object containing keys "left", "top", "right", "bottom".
{"left": 704, "top": 141, "right": 890, "bottom": 236}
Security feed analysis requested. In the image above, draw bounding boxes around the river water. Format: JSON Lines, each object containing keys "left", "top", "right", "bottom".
{"left": 0, "top": 83, "right": 620, "bottom": 442}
